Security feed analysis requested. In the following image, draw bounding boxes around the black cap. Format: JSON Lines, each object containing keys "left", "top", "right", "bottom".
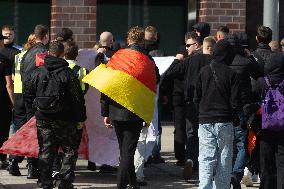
{"left": 0, "top": 34, "right": 8, "bottom": 40}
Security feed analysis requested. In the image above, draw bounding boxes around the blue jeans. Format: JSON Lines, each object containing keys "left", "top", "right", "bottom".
{"left": 198, "top": 122, "right": 234, "bottom": 189}
{"left": 232, "top": 124, "right": 247, "bottom": 181}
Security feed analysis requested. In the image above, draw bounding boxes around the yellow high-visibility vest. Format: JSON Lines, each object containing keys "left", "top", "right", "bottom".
{"left": 66, "top": 59, "right": 87, "bottom": 92}
{"left": 14, "top": 50, "right": 27, "bottom": 94}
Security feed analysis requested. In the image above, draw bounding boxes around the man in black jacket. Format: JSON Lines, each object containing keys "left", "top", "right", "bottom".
{"left": 0, "top": 25, "right": 21, "bottom": 75}
{"left": 101, "top": 26, "right": 159, "bottom": 189}
{"left": 194, "top": 40, "right": 241, "bottom": 189}
{"left": 252, "top": 26, "right": 273, "bottom": 74}
{"left": 24, "top": 41, "right": 86, "bottom": 189}
{"left": 162, "top": 32, "right": 201, "bottom": 167}
{"left": 7, "top": 24, "right": 49, "bottom": 178}
{"left": 226, "top": 33, "right": 263, "bottom": 188}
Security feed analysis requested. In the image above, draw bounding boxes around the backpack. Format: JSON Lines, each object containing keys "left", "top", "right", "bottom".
{"left": 33, "top": 67, "right": 68, "bottom": 114}
{"left": 262, "top": 77, "right": 284, "bottom": 131}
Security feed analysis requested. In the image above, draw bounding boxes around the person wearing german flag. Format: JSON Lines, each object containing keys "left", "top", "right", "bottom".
{"left": 83, "top": 26, "right": 159, "bottom": 189}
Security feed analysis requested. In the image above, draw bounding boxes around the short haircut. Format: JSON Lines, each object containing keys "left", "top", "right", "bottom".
{"left": 34, "top": 24, "right": 49, "bottom": 40}
{"left": 217, "top": 25, "right": 230, "bottom": 34}
{"left": 2, "top": 25, "right": 14, "bottom": 31}
{"left": 203, "top": 36, "right": 216, "bottom": 45}
{"left": 49, "top": 41, "right": 64, "bottom": 57}
{"left": 256, "top": 26, "right": 272, "bottom": 44}
{"left": 56, "top": 27, "right": 73, "bottom": 42}
{"left": 185, "top": 31, "right": 201, "bottom": 43}
{"left": 63, "top": 41, "right": 78, "bottom": 60}
{"left": 127, "top": 26, "right": 145, "bottom": 44}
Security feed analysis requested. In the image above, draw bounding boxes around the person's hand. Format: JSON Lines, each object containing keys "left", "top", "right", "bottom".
{"left": 78, "top": 122, "right": 85, "bottom": 129}
{"left": 104, "top": 117, "right": 113, "bottom": 128}
{"left": 97, "top": 48, "right": 106, "bottom": 54}
{"left": 244, "top": 48, "right": 251, "bottom": 57}
{"left": 175, "top": 54, "right": 184, "bottom": 61}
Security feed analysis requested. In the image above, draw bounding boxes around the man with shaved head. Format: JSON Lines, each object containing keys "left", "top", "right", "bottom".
{"left": 98, "top": 31, "right": 115, "bottom": 58}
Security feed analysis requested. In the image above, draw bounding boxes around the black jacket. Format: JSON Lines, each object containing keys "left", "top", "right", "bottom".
{"left": 161, "top": 51, "right": 203, "bottom": 106}
{"left": 100, "top": 44, "right": 159, "bottom": 122}
{"left": 230, "top": 54, "right": 262, "bottom": 104}
{"left": 252, "top": 52, "right": 284, "bottom": 101}
{"left": 20, "top": 42, "right": 47, "bottom": 83}
{"left": 252, "top": 43, "right": 273, "bottom": 74}
{"left": 194, "top": 40, "right": 241, "bottom": 124}
{"left": 24, "top": 55, "right": 86, "bottom": 122}
{"left": 0, "top": 43, "right": 20, "bottom": 74}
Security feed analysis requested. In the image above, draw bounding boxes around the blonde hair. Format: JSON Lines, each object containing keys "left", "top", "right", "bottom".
{"left": 127, "top": 26, "right": 145, "bottom": 45}
{"left": 23, "top": 33, "right": 36, "bottom": 50}
{"left": 203, "top": 36, "right": 216, "bottom": 45}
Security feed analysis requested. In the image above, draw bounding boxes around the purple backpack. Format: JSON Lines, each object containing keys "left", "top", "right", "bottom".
{"left": 262, "top": 77, "right": 284, "bottom": 131}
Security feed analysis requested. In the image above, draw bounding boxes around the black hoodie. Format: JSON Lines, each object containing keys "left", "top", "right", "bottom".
{"left": 24, "top": 55, "right": 86, "bottom": 122}
{"left": 194, "top": 40, "right": 241, "bottom": 124}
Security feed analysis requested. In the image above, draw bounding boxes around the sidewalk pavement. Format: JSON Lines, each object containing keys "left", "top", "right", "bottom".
{"left": 0, "top": 125, "right": 259, "bottom": 189}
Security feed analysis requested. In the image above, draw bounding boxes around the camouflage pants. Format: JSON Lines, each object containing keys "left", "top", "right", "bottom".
{"left": 37, "top": 120, "right": 79, "bottom": 188}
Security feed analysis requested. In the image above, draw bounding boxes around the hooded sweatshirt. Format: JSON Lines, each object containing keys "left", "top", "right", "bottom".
{"left": 24, "top": 55, "right": 86, "bottom": 122}
{"left": 194, "top": 40, "right": 241, "bottom": 124}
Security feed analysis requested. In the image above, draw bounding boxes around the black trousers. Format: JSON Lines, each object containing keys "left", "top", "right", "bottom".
{"left": 0, "top": 107, "right": 12, "bottom": 161}
{"left": 113, "top": 120, "right": 143, "bottom": 189}
{"left": 173, "top": 105, "right": 186, "bottom": 161}
{"left": 185, "top": 103, "right": 199, "bottom": 168}
{"left": 259, "top": 130, "right": 284, "bottom": 189}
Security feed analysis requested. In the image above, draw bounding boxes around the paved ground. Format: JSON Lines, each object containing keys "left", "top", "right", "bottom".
{"left": 0, "top": 124, "right": 259, "bottom": 189}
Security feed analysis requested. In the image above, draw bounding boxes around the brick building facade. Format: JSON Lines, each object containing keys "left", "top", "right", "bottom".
{"left": 51, "top": 0, "right": 97, "bottom": 48}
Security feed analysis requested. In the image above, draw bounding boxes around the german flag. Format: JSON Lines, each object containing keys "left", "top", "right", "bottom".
{"left": 82, "top": 48, "right": 157, "bottom": 123}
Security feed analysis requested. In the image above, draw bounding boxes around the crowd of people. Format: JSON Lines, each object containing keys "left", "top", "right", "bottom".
{"left": 0, "top": 22, "right": 283, "bottom": 189}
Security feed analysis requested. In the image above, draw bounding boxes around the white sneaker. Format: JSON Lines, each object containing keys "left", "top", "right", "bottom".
{"left": 241, "top": 167, "right": 253, "bottom": 187}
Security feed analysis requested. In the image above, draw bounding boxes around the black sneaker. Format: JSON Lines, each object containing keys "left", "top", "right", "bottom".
{"left": 151, "top": 155, "right": 165, "bottom": 164}
{"left": 87, "top": 161, "right": 96, "bottom": 171}
{"left": 231, "top": 175, "right": 241, "bottom": 189}
{"left": 99, "top": 164, "right": 117, "bottom": 173}
{"left": 7, "top": 161, "right": 21, "bottom": 176}
{"left": 137, "top": 180, "right": 147, "bottom": 186}
{"left": 58, "top": 182, "right": 74, "bottom": 189}
{"left": 0, "top": 160, "right": 9, "bottom": 169}
{"left": 176, "top": 160, "right": 185, "bottom": 166}
{"left": 27, "top": 164, "right": 39, "bottom": 179}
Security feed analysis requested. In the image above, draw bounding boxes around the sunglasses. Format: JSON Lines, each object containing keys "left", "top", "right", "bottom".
{"left": 185, "top": 43, "right": 196, "bottom": 48}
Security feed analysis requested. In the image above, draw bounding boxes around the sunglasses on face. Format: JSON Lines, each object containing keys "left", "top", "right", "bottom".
{"left": 185, "top": 43, "right": 196, "bottom": 48}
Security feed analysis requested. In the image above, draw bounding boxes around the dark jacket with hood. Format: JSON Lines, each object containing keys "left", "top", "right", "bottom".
{"left": 24, "top": 55, "right": 86, "bottom": 122}
{"left": 20, "top": 42, "right": 47, "bottom": 83}
{"left": 226, "top": 34, "right": 263, "bottom": 104}
{"left": 192, "top": 22, "right": 211, "bottom": 42}
{"left": 194, "top": 40, "right": 241, "bottom": 124}
{"left": 0, "top": 43, "right": 20, "bottom": 74}
{"left": 100, "top": 44, "right": 159, "bottom": 122}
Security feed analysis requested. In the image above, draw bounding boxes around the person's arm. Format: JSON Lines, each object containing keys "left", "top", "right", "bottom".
{"left": 230, "top": 73, "right": 242, "bottom": 112}
{"left": 193, "top": 72, "right": 202, "bottom": 111}
{"left": 23, "top": 73, "right": 36, "bottom": 120}
{"left": 5, "top": 75, "right": 14, "bottom": 106}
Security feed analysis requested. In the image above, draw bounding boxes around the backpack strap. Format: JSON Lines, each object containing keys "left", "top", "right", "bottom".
{"left": 72, "top": 65, "right": 81, "bottom": 76}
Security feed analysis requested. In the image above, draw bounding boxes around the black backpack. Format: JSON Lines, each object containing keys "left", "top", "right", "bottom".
{"left": 33, "top": 67, "right": 68, "bottom": 114}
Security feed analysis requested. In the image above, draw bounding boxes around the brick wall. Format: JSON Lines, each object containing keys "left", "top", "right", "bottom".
{"left": 51, "top": 0, "right": 97, "bottom": 48}
{"left": 198, "top": 0, "right": 246, "bottom": 35}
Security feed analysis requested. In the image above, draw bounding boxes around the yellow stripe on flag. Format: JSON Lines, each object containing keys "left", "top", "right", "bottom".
{"left": 83, "top": 64, "right": 155, "bottom": 123}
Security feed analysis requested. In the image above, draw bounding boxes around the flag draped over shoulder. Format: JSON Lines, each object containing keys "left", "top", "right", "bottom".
{"left": 82, "top": 48, "right": 156, "bottom": 123}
